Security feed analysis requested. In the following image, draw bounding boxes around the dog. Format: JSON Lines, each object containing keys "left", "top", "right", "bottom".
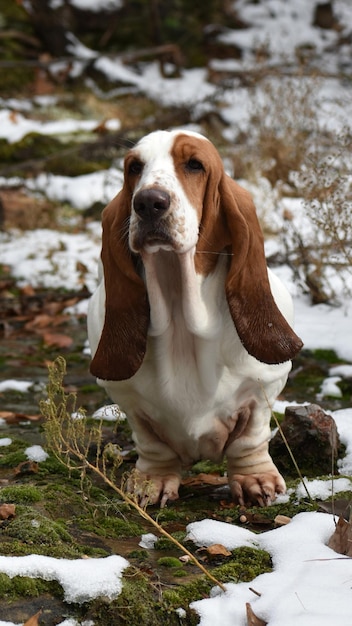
{"left": 88, "top": 129, "right": 302, "bottom": 507}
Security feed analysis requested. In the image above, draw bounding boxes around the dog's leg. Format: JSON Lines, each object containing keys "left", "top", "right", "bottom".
{"left": 226, "top": 404, "right": 286, "bottom": 507}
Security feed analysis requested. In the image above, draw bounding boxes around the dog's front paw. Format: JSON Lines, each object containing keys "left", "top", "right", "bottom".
{"left": 229, "top": 471, "right": 286, "bottom": 507}
{"left": 126, "top": 469, "right": 181, "bottom": 508}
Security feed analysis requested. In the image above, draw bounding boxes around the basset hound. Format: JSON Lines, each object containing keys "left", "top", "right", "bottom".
{"left": 88, "top": 129, "right": 303, "bottom": 507}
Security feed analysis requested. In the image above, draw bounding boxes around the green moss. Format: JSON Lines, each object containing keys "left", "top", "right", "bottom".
{"left": 153, "top": 506, "right": 189, "bottom": 523}
{"left": 89, "top": 568, "right": 181, "bottom": 626}
{"left": 0, "top": 505, "right": 110, "bottom": 558}
{"left": 213, "top": 547, "right": 272, "bottom": 582}
{"left": 0, "top": 572, "right": 63, "bottom": 601}
{"left": 127, "top": 549, "right": 149, "bottom": 560}
{"left": 163, "top": 546, "right": 272, "bottom": 620}
{"left": 37, "top": 455, "right": 80, "bottom": 478}
{"left": 46, "top": 152, "right": 110, "bottom": 176}
{"left": 0, "top": 450, "right": 27, "bottom": 468}
{"left": 0, "top": 539, "right": 106, "bottom": 559}
{"left": 157, "top": 556, "right": 182, "bottom": 568}
{"left": 4, "top": 506, "right": 72, "bottom": 546}
{"left": 310, "top": 348, "right": 343, "bottom": 364}
{"left": 191, "top": 458, "right": 227, "bottom": 475}
{"left": 0, "top": 133, "right": 110, "bottom": 177}
{"left": 0, "top": 485, "right": 42, "bottom": 504}
{"left": 0, "top": 133, "right": 61, "bottom": 165}
{"left": 78, "top": 514, "right": 143, "bottom": 539}
{"left": 162, "top": 576, "right": 212, "bottom": 622}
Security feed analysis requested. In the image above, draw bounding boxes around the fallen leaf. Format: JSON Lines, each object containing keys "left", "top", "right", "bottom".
{"left": 274, "top": 514, "right": 291, "bottom": 526}
{"left": 24, "top": 609, "right": 42, "bottom": 626}
{"left": 182, "top": 473, "right": 228, "bottom": 487}
{"left": 0, "top": 503, "right": 16, "bottom": 520}
{"left": 206, "top": 543, "right": 231, "bottom": 558}
{"left": 328, "top": 516, "right": 352, "bottom": 557}
{"left": 42, "top": 332, "right": 73, "bottom": 348}
{"left": 20, "top": 284, "right": 36, "bottom": 297}
{"left": 9, "top": 111, "right": 18, "bottom": 124}
{"left": 25, "top": 313, "right": 54, "bottom": 330}
{"left": 14, "top": 460, "right": 39, "bottom": 476}
{"left": 246, "top": 602, "right": 267, "bottom": 626}
{"left": 0, "top": 411, "right": 41, "bottom": 424}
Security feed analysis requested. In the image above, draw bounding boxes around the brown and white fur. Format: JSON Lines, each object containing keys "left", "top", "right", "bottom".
{"left": 88, "top": 129, "right": 303, "bottom": 507}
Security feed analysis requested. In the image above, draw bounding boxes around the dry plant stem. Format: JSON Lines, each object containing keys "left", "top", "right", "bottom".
{"left": 42, "top": 357, "right": 225, "bottom": 592}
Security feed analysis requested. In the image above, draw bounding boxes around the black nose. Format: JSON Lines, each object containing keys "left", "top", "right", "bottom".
{"left": 133, "top": 188, "right": 170, "bottom": 221}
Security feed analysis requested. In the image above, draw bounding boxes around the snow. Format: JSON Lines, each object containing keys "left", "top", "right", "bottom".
{"left": 92, "top": 404, "right": 127, "bottom": 421}
{"left": 0, "top": 110, "right": 120, "bottom": 144}
{"left": 190, "top": 513, "right": 352, "bottom": 626}
{"left": 186, "top": 519, "right": 259, "bottom": 551}
{"left": 0, "top": 380, "right": 33, "bottom": 393}
{"left": 0, "top": 438, "right": 12, "bottom": 447}
{"left": 1, "top": 1, "right": 352, "bottom": 624}
{"left": 25, "top": 445, "right": 49, "bottom": 462}
{"left": 0, "top": 554, "right": 128, "bottom": 604}
{"left": 69, "top": 0, "right": 122, "bottom": 11}
{"left": 139, "top": 533, "right": 158, "bottom": 549}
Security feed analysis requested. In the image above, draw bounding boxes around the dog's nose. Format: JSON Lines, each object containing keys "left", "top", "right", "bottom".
{"left": 133, "top": 188, "right": 170, "bottom": 221}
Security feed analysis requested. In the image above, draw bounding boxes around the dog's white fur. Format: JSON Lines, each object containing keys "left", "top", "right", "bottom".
{"left": 88, "top": 129, "right": 302, "bottom": 507}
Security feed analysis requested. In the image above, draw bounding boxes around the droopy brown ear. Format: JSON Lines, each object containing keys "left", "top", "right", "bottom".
{"left": 220, "top": 175, "right": 303, "bottom": 364}
{"left": 90, "top": 193, "right": 149, "bottom": 381}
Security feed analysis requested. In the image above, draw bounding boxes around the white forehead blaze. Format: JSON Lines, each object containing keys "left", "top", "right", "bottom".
{"left": 134, "top": 131, "right": 176, "bottom": 187}
{"left": 133, "top": 129, "right": 209, "bottom": 190}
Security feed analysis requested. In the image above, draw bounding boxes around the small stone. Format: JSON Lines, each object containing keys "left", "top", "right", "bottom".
{"left": 274, "top": 515, "right": 291, "bottom": 526}
{"left": 270, "top": 403, "right": 341, "bottom": 477}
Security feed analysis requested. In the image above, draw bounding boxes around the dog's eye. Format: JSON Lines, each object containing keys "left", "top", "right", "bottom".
{"left": 186, "top": 158, "right": 204, "bottom": 172}
{"left": 129, "top": 160, "right": 143, "bottom": 175}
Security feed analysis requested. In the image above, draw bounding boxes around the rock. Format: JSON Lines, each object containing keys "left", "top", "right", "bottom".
{"left": 312, "top": 2, "right": 337, "bottom": 30}
{"left": 270, "top": 403, "right": 342, "bottom": 477}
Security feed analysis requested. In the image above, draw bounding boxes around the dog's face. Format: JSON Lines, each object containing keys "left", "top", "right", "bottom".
{"left": 124, "top": 130, "right": 215, "bottom": 255}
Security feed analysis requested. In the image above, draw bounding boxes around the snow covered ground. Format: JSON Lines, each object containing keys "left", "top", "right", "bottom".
{"left": 0, "top": 1, "right": 352, "bottom": 624}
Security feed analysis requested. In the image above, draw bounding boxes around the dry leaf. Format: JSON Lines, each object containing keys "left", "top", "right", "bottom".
{"left": 328, "top": 516, "right": 352, "bottom": 557}
{"left": 246, "top": 602, "right": 267, "bottom": 626}
{"left": 9, "top": 111, "right": 18, "bottom": 124}
{"left": 274, "top": 514, "right": 291, "bottom": 526}
{"left": 0, "top": 503, "right": 16, "bottom": 520}
{"left": 14, "top": 460, "right": 39, "bottom": 476}
{"left": 0, "top": 411, "right": 41, "bottom": 424}
{"left": 206, "top": 544, "right": 231, "bottom": 558}
{"left": 42, "top": 332, "right": 73, "bottom": 348}
{"left": 182, "top": 473, "right": 228, "bottom": 487}
{"left": 20, "top": 284, "right": 36, "bottom": 297}
{"left": 25, "top": 313, "right": 54, "bottom": 330}
{"left": 24, "top": 609, "right": 42, "bottom": 626}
